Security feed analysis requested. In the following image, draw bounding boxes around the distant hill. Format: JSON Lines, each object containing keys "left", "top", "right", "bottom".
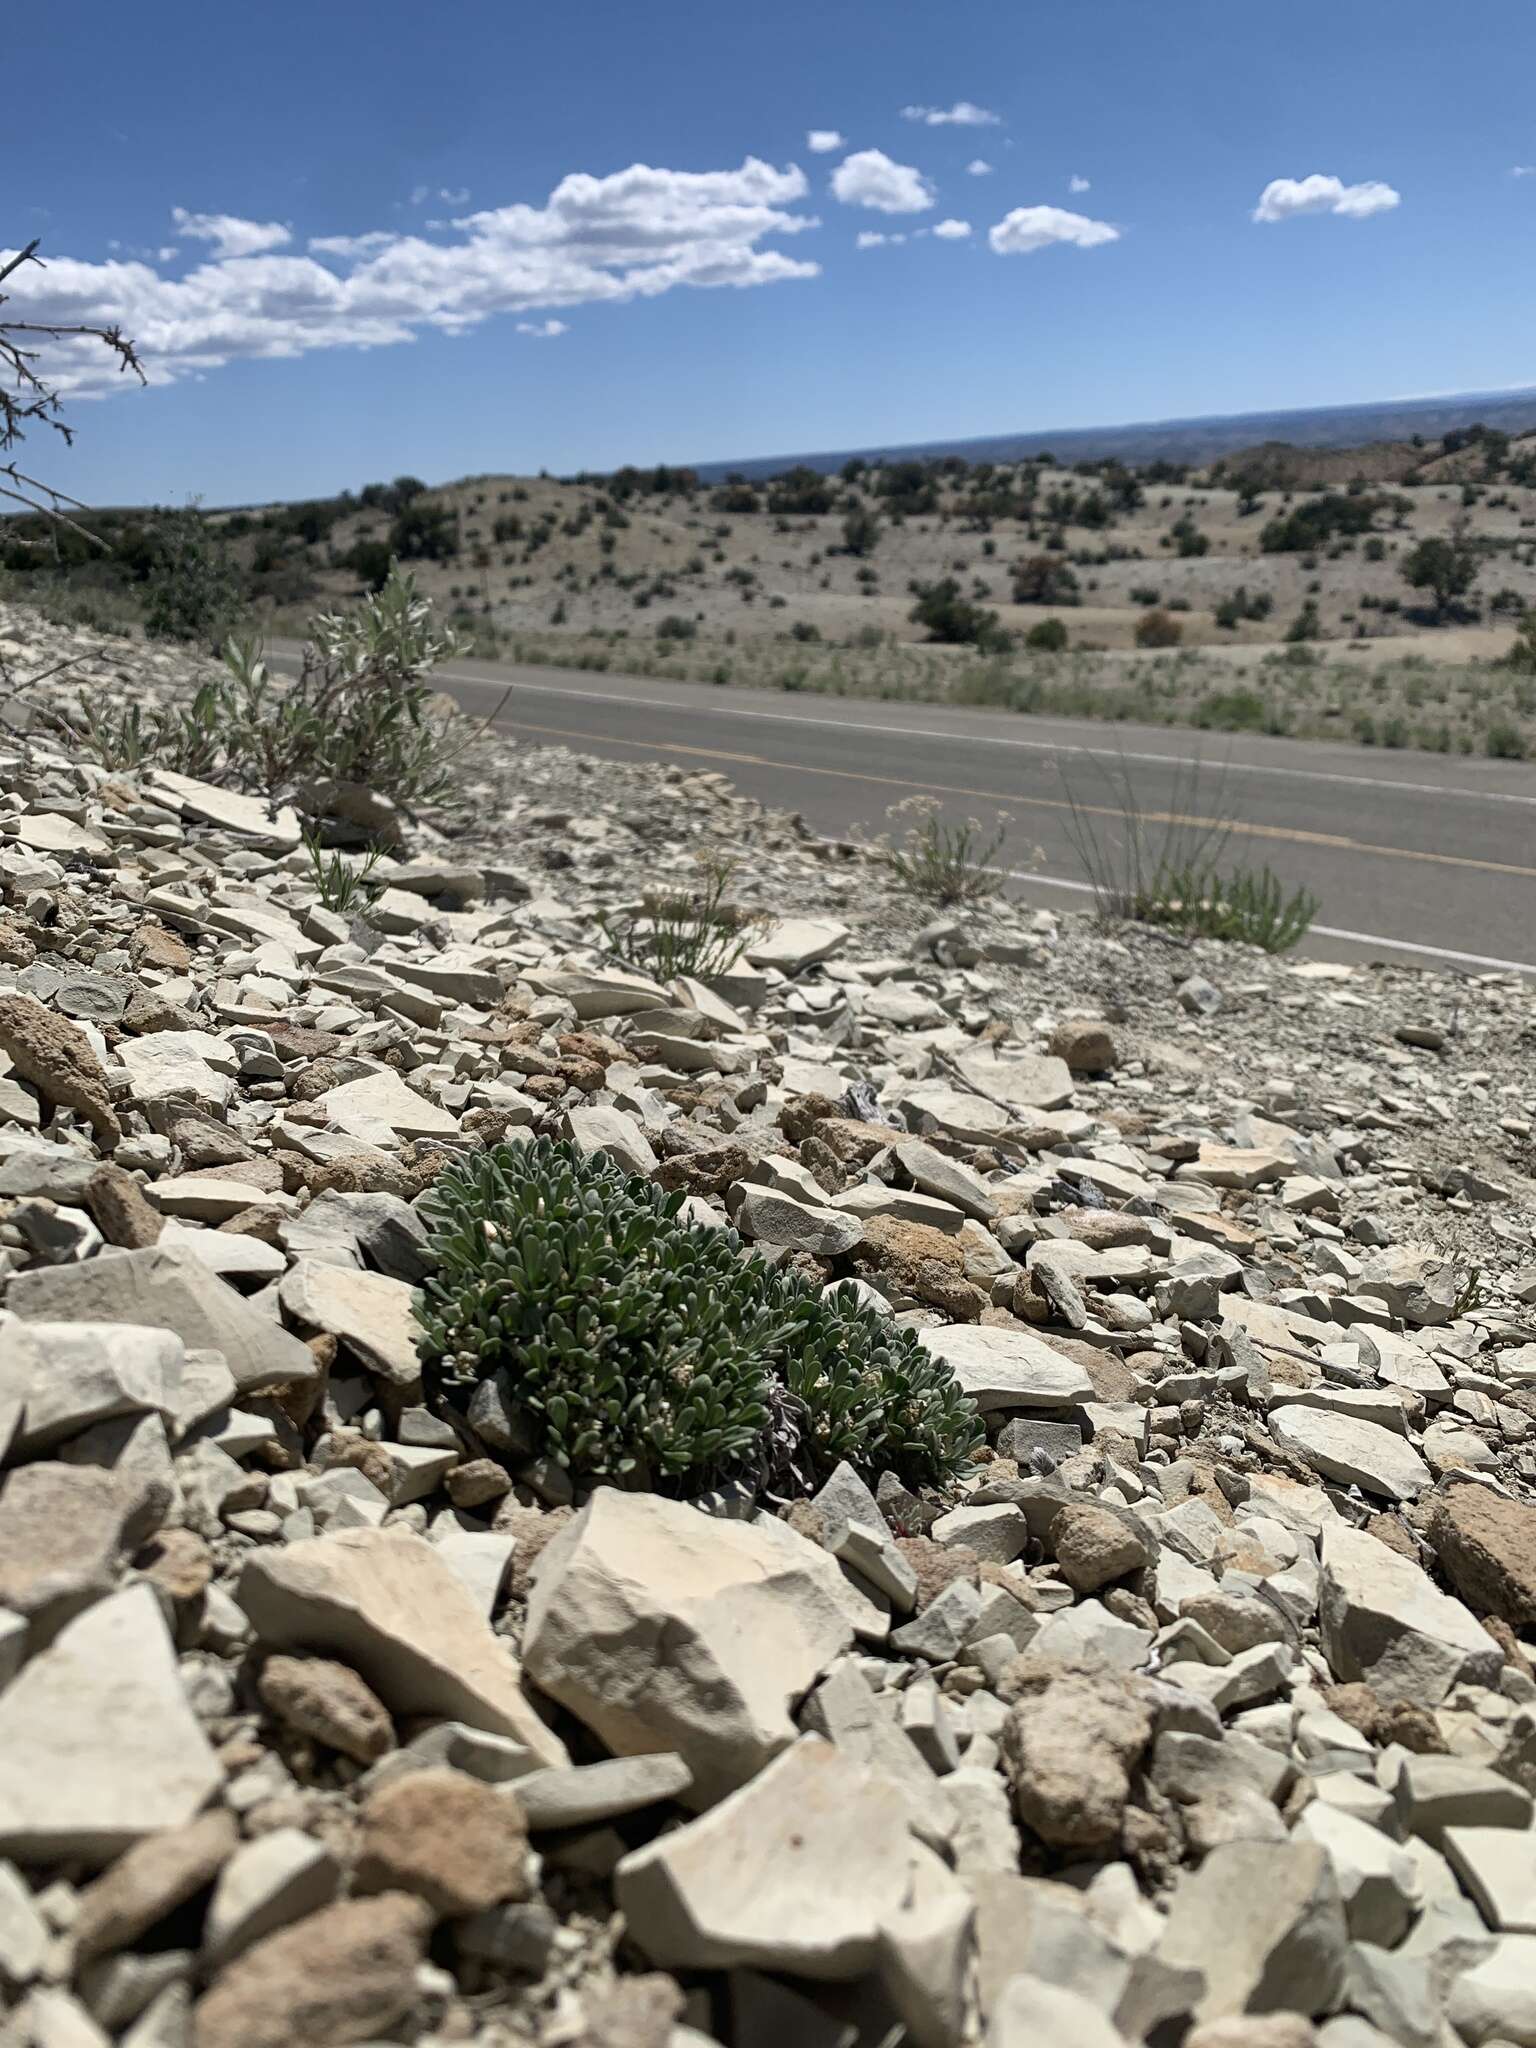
{"left": 695, "top": 386, "right": 1536, "bottom": 481}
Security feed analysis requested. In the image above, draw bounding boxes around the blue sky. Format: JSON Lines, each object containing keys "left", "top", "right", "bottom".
{"left": 9, "top": 0, "right": 1535, "bottom": 505}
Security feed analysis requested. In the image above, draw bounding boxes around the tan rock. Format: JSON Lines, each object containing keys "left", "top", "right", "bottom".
{"left": 128, "top": 924, "right": 192, "bottom": 971}
{"left": 1050, "top": 1503, "right": 1154, "bottom": 1594}
{"left": 1048, "top": 1019, "right": 1117, "bottom": 1074}
{"left": 355, "top": 1768, "right": 531, "bottom": 1916}
{"left": 257, "top": 1654, "right": 394, "bottom": 1764}
{"left": 1002, "top": 1662, "right": 1153, "bottom": 1849}
{"left": 1430, "top": 1486, "right": 1536, "bottom": 1629}
{"left": 0, "top": 992, "right": 120, "bottom": 1144}
{"left": 73, "top": 1809, "right": 237, "bottom": 1961}
{"left": 192, "top": 1892, "right": 432, "bottom": 2048}
{"left": 1185, "top": 2020, "right": 1319, "bottom": 2048}
{"left": 137, "top": 1527, "right": 214, "bottom": 1604}
{"left": 84, "top": 1163, "right": 163, "bottom": 1249}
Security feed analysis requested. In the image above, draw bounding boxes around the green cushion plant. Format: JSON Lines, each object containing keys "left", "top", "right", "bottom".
{"left": 415, "top": 1138, "right": 981, "bottom": 1496}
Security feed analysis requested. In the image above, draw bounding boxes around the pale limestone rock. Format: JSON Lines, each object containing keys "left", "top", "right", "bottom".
{"left": 523, "top": 1489, "right": 853, "bottom": 1806}
{"left": 1319, "top": 1522, "right": 1503, "bottom": 1705}
{"left": 918, "top": 1323, "right": 1093, "bottom": 1413}
{"left": 0, "top": 1585, "right": 221, "bottom": 1865}
{"left": 615, "top": 1737, "right": 912, "bottom": 1977}
{"left": 237, "top": 1527, "right": 566, "bottom": 1766}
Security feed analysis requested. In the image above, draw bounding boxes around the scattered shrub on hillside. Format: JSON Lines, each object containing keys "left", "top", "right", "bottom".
{"left": 1025, "top": 617, "right": 1068, "bottom": 652}
{"left": 415, "top": 1139, "right": 982, "bottom": 1493}
{"left": 766, "top": 466, "right": 835, "bottom": 516}
{"left": 1135, "top": 609, "right": 1182, "bottom": 649}
{"left": 841, "top": 506, "right": 881, "bottom": 557}
{"left": 142, "top": 505, "right": 243, "bottom": 649}
{"left": 1501, "top": 609, "right": 1536, "bottom": 673}
{"left": 656, "top": 614, "right": 696, "bottom": 641}
{"left": 1012, "top": 555, "right": 1081, "bottom": 607}
{"left": 1485, "top": 721, "right": 1528, "bottom": 759}
{"left": 1400, "top": 527, "right": 1480, "bottom": 618}
{"left": 1170, "top": 513, "right": 1209, "bottom": 558}
{"left": 909, "top": 577, "right": 1012, "bottom": 651}
{"left": 1260, "top": 492, "right": 1385, "bottom": 553}
{"left": 388, "top": 497, "right": 458, "bottom": 563}
{"left": 342, "top": 538, "right": 394, "bottom": 592}
{"left": 1285, "top": 600, "right": 1321, "bottom": 643}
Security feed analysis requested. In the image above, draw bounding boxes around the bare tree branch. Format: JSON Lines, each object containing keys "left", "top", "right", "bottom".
{"left": 0, "top": 237, "right": 143, "bottom": 552}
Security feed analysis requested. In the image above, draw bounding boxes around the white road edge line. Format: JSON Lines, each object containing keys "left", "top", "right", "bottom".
{"left": 435, "top": 665, "right": 1536, "bottom": 809}
{"left": 1000, "top": 869, "right": 1536, "bottom": 977}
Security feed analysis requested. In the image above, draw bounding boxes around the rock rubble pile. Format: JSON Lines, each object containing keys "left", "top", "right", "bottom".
{"left": 0, "top": 603, "right": 1534, "bottom": 2047}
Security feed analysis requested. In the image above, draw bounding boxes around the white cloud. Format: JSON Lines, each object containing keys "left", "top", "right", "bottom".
{"left": 902, "top": 101, "right": 1000, "bottom": 127}
{"left": 439, "top": 187, "right": 469, "bottom": 204}
{"left": 307, "top": 230, "right": 398, "bottom": 259}
{"left": 966, "top": 159, "right": 993, "bottom": 177}
{"left": 1252, "top": 174, "right": 1400, "bottom": 222}
{"left": 931, "top": 218, "right": 972, "bottom": 239}
{"left": 807, "top": 130, "right": 845, "bottom": 154}
{"left": 516, "top": 317, "right": 567, "bottom": 337}
{"left": 1069, "top": 174, "right": 1091, "bottom": 193}
{"left": 856, "top": 230, "right": 906, "bottom": 249}
{"left": 408, "top": 184, "right": 430, "bottom": 207}
{"left": 7, "top": 159, "right": 819, "bottom": 398}
{"left": 1512, "top": 165, "right": 1536, "bottom": 178}
{"left": 988, "top": 205, "right": 1119, "bottom": 255}
{"left": 831, "top": 149, "right": 933, "bottom": 213}
{"left": 169, "top": 208, "right": 291, "bottom": 259}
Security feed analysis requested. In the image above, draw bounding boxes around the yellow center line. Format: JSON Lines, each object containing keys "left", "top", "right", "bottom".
{"left": 495, "top": 713, "right": 1536, "bottom": 883}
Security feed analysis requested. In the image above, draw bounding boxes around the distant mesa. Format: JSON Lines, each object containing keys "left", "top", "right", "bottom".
{"left": 694, "top": 386, "right": 1536, "bottom": 481}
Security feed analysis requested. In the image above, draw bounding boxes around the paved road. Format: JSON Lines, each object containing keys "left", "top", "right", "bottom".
{"left": 276, "top": 647, "right": 1536, "bottom": 975}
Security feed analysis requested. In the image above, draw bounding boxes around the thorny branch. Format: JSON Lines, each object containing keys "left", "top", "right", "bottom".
{"left": 0, "top": 237, "right": 144, "bottom": 555}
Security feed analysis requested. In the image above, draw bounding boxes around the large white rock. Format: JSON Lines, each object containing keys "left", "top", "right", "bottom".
{"left": 237, "top": 1527, "right": 565, "bottom": 1766}
{"left": 1295, "top": 1801, "right": 1418, "bottom": 1946}
{"left": 745, "top": 919, "right": 850, "bottom": 974}
{"left": 521, "top": 963, "right": 671, "bottom": 1020}
{"left": 1156, "top": 1839, "right": 1348, "bottom": 2021}
{"left": 523, "top": 1489, "right": 854, "bottom": 1806}
{"left": 0, "top": 1585, "right": 221, "bottom": 1865}
{"left": 733, "top": 1187, "right": 863, "bottom": 1256}
{"left": 1319, "top": 1522, "right": 1503, "bottom": 1706}
{"left": 319, "top": 1068, "right": 461, "bottom": 1141}
{"left": 0, "top": 1319, "right": 183, "bottom": 1456}
{"left": 147, "top": 770, "right": 302, "bottom": 851}
{"left": 1447, "top": 1934, "right": 1536, "bottom": 2045}
{"left": 278, "top": 1263, "right": 421, "bottom": 1387}
{"left": 7, "top": 1245, "right": 317, "bottom": 1396}
{"left": 951, "top": 1048, "right": 1074, "bottom": 1114}
{"left": 917, "top": 1324, "right": 1093, "bottom": 1414}
{"left": 115, "top": 1031, "right": 237, "bottom": 1112}
{"left": 1269, "top": 1406, "right": 1431, "bottom": 1502}
{"left": 615, "top": 1737, "right": 913, "bottom": 1977}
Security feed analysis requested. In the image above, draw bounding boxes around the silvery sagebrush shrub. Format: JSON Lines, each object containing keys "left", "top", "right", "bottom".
{"left": 414, "top": 1138, "right": 981, "bottom": 1496}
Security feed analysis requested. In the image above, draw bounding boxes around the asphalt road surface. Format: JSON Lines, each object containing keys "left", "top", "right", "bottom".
{"left": 276, "top": 647, "right": 1536, "bottom": 976}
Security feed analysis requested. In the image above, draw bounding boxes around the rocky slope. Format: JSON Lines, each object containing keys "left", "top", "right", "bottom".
{"left": 0, "top": 604, "right": 1534, "bottom": 2048}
